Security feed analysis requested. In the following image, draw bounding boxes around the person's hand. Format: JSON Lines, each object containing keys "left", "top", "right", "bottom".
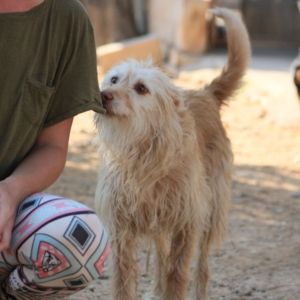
{"left": 0, "top": 181, "right": 19, "bottom": 251}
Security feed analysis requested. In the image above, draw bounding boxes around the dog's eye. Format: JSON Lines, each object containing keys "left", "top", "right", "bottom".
{"left": 134, "top": 82, "right": 149, "bottom": 95}
{"left": 111, "top": 76, "right": 118, "bottom": 84}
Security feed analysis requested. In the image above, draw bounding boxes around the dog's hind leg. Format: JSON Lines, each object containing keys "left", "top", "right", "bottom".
{"left": 195, "top": 232, "right": 212, "bottom": 300}
{"left": 111, "top": 233, "right": 138, "bottom": 300}
{"left": 161, "top": 225, "right": 197, "bottom": 300}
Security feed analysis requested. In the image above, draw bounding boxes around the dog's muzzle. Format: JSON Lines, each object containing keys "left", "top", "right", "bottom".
{"left": 101, "top": 91, "right": 114, "bottom": 109}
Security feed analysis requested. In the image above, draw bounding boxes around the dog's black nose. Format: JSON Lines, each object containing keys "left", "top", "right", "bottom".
{"left": 101, "top": 91, "right": 114, "bottom": 103}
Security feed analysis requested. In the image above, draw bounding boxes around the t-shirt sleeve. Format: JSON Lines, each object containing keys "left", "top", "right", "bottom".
{"left": 44, "top": 6, "right": 105, "bottom": 127}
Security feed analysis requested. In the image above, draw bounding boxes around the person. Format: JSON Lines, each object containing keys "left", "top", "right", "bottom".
{"left": 0, "top": 0, "right": 108, "bottom": 299}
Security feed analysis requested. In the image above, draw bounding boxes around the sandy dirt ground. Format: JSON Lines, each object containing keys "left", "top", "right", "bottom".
{"left": 47, "top": 59, "right": 300, "bottom": 300}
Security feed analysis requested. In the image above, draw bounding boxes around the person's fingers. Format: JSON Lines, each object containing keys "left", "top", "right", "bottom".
{"left": 0, "top": 220, "right": 5, "bottom": 233}
{"left": 0, "top": 239, "right": 8, "bottom": 252}
{"left": 0, "top": 222, "right": 13, "bottom": 251}
{"left": 0, "top": 222, "right": 6, "bottom": 243}
{"left": 0, "top": 232, "right": 3, "bottom": 248}
{"left": 5, "top": 247, "right": 14, "bottom": 256}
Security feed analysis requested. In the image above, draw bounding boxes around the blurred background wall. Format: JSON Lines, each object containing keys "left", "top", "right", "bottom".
{"left": 80, "top": 0, "right": 300, "bottom": 55}
{"left": 80, "top": 0, "right": 147, "bottom": 46}
{"left": 242, "top": 0, "right": 300, "bottom": 48}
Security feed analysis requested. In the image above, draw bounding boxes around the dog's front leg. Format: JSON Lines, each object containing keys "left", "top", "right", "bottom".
{"left": 162, "top": 225, "right": 197, "bottom": 300}
{"left": 195, "top": 232, "right": 211, "bottom": 300}
{"left": 154, "top": 233, "right": 170, "bottom": 298}
{"left": 111, "top": 233, "right": 138, "bottom": 300}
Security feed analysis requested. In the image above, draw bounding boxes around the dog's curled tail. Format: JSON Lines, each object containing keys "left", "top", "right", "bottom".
{"left": 208, "top": 8, "right": 251, "bottom": 106}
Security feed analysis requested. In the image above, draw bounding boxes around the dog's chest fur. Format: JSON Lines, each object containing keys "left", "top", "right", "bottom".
{"left": 96, "top": 132, "right": 210, "bottom": 235}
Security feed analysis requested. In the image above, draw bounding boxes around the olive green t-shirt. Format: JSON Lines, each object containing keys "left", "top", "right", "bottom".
{"left": 0, "top": 0, "right": 105, "bottom": 180}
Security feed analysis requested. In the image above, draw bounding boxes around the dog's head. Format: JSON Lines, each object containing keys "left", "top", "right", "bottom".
{"left": 97, "top": 60, "right": 190, "bottom": 173}
{"left": 100, "top": 60, "right": 186, "bottom": 122}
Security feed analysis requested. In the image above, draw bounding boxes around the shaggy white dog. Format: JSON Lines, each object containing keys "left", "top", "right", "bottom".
{"left": 95, "top": 8, "right": 251, "bottom": 300}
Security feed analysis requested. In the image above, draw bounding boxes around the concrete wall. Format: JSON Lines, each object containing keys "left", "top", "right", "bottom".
{"left": 148, "top": 0, "right": 183, "bottom": 50}
{"left": 81, "top": 0, "right": 299, "bottom": 50}
{"left": 242, "top": 0, "right": 300, "bottom": 48}
{"left": 80, "top": 0, "right": 141, "bottom": 46}
{"left": 148, "top": 0, "right": 211, "bottom": 54}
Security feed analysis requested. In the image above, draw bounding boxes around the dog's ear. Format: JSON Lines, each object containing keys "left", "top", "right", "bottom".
{"left": 170, "top": 89, "right": 187, "bottom": 112}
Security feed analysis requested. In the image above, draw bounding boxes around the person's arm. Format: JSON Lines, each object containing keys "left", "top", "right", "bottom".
{"left": 0, "top": 118, "right": 73, "bottom": 251}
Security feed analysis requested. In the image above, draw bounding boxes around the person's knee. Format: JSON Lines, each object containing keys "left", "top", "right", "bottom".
{"left": 62, "top": 212, "right": 110, "bottom": 285}
{"left": 11, "top": 194, "right": 109, "bottom": 289}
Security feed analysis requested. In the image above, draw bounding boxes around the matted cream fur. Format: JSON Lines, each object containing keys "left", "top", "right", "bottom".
{"left": 95, "top": 8, "right": 251, "bottom": 300}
